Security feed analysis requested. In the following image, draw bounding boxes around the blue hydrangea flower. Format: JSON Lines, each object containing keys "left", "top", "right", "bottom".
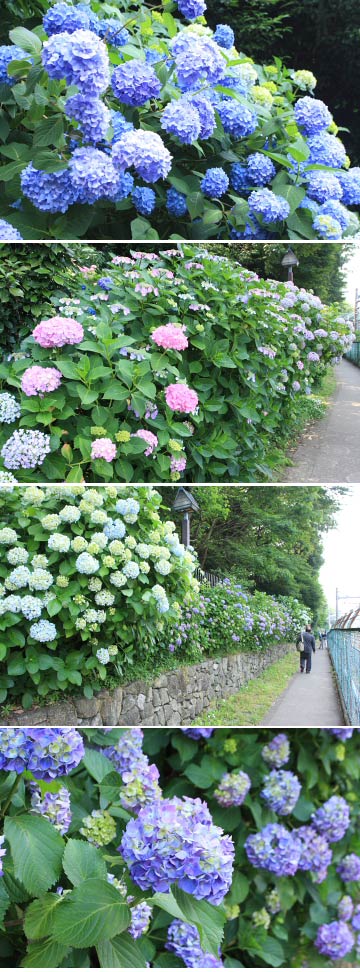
{"left": 337, "top": 854, "right": 360, "bottom": 882}
{"left": 43, "top": 2, "right": 94, "bottom": 35}
{"left": 65, "top": 94, "right": 111, "bottom": 144}
{"left": 98, "top": 19, "right": 129, "bottom": 47}
{"left": 311, "top": 796, "right": 350, "bottom": 843}
{"left": 214, "top": 24, "right": 235, "bottom": 49}
{"left": 0, "top": 220, "right": 23, "bottom": 240}
{"left": 245, "top": 823, "right": 302, "bottom": 876}
{"left": 30, "top": 620, "right": 57, "bottom": 642}
{"left": 167, "top": 920, "right": 223, "bottom": 967}
{"left": 120, "top": 796, "right": 234, "bottom": 904}
{"left": 261, "top": 770, "right": 301, "bottom": 815}
{"left": 338, "top": 167, "right": 360, "bottom": 205}
{"left": 42, "top": 29, "right": 110, "bottom": 94}
{"left": 112, "top": 61, "right": 161, "bottom": 107}
{"left": 132, "top": 186, "right": 156, "bottom": 215}
{"left": 129, "top": 902, "right": 153, "bottom": 940}
{"left": 103, "top": 729, "right": 145, "bottom": 774}
{"left": 218, "top": 102, "right": 257, "bottom": 139}
{"left": 189, "top": 95, "right": 215, "bottom": 138}
{"left": 315, "top": 921, "right": 354, "bottom": 960}
{"left": 111, "top": 171, "right": 134, "bottom": 202}
{"left": 215, "top": 769, "right": 251, "bottom": 807}
{"left": 111, "top": 110, "right": 134, "bottom": 143}
{"left": 166, "top": 187, "right": 188, "bottom": 216}
{"left": 1, "top": 429, "right": 51, "bottom": 470}
{"left": 103, "top": 518, "right": 126, "bottom": 540}
{"left": 327, "top": 729, "right": 354, "bottom": 740}
{"left": 318, "top": 200, "right": 349, "bottom": 232}
{"left": 177, "top": 0, "right": 207, "bottom": 19}
{"left": 69, "top": 147, "right": 119, "bottom": 202}
{"left": 21, "top": 163, "right": 77, "bottom": 213}
{"left": 182, "top": 729, "right": 214, "bottom": 739}
{"left": 313, "top": 213, "right": 342, "bottom": 239}
{"left": 0, "top": 728, "right": 84, "bottom": 780}
{"left": 248, "top": 188, "right": 290, "bottom": 223}
{"left": 161, "top": 99, "right": 201, "bottom": 144}
{"left": 201, "top": 167, "right": 229, "bottom": 198}
{"left": 230, "top": 163, "right": 251, "bottom": 192}
{"left": 247, "top": 152, "right": 276, "bottom": 186}
{"left": 294, "top": 96, "right": 332, "bottom": 135}
{"left": 298, "top": 195, "right": 319, "bottom": 214}
{"left": 112, "top": 130, "right": 172, "bottom": 183}
{"left": 0, "top": 45, "right": 31, "bottom": 84}
{"left": 173, "top": 37, "right": 225, "bottom": 91}
{"left": 0, "top": 393, "right": 21, "bottom": 423}
{"left": 30, "top": 783, "right": 72, "bottom": 835}
{"left": 296, "top": 825, "right": 332, "bottom": 882}
{"left": 307, "top": 132, "right": 347, "bottom": 168}
{"left": 307, "top": 171, "right": 343, "bottom": 203}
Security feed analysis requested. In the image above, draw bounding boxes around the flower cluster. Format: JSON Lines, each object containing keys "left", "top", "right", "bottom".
{"left": 261, "top": 733, "right": 290, "bottom": 768}
{"left": 214, "top": 769, "right": 251, "bottom": 807}
{"left": 166, "top": 920, "right": 223, "bottom": 967}
{"left": 261, "top": 770, "right": 301, "bottom": 815}
{"left": 0, "top": 728, "right": 84, "bottom": 779}
{"left": 30, "top": 783, "right": 72, "bottom": 835}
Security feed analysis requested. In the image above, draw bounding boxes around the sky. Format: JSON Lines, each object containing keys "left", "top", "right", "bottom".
{"left": 319, "top": 487, "right": 360, "bottom": 620}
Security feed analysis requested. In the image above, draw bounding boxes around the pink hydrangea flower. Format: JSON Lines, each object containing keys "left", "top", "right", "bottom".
{"left": 135, "top": 429, "right": 158, "bottom": 456}
{"left": 91, "top": 438, "right": 117, "bottom": 462}
{"left": 151, "top": 324, "right": 188, "bottom": 351}
{"left": 32, "top": 317, "right": 84, "bottom": 348}
{"left": 170, "top": 456, "right": 187, "bottom": 473}
{"left": 21, "top": 365, "right": 62, "bottom": 397}
{"left": 165, "top": 384, "right": 198, "bottom": 414}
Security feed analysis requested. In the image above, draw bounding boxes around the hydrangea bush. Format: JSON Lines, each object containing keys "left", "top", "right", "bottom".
{"left": 0, "top": 484, "right": 198, "bottom": 705}
{"left": 0, "top": 1, "right": 359, "bottom": 240}
{"left": 2, "top": 727, "right": 360, "bottom": 967}
{"left": 0, "top": 246, "right": 353, "bottom": 482}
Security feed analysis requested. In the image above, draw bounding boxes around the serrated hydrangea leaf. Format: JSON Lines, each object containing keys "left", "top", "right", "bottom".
{"left": 20, "top": 938, "right": 70, "bottom": 968}
{"left": 151, "top": 887, "right": 225, "bottom": 956}
{"left": 0, "top": 879, "right": 10, "bottom": 930}
{"left": 82, "top": 747, "right": 114, "bottom": 783}
{"left": 96, "top": 932, "right": 147, "bottom": 968}
{"left": 62, "top": 839, "right": 107, "bottom": 886}
{"left": 24, "top": 892, "right": 62, "bottom": 939}
{"left": 52, "top": 878, "right": 131, "bottom": 948}
{"left": 4, "top": 815, "right": 64, "bottom": 897}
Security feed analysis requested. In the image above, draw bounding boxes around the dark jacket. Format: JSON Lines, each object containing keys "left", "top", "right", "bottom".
{"left": 302, "top": 631, "right": 316, "bottom": 653}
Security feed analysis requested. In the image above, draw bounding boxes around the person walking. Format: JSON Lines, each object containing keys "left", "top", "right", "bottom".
{"left": 299, "top": 623, "right": 316, "bottom": 673}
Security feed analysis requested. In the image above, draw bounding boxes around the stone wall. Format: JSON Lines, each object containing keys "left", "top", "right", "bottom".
{"left": 2, "top": 643, "right": 292, "bottom": 727}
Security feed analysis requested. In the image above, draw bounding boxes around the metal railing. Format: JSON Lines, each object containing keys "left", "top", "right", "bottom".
{"left": 328, "top": 629, "right": 360, "bottom": 725}
{"left": 195, "top": 567, "right": 223, "bottom": 588}
{"left": 345, "top": 341, "right": 360, "bottom": 368}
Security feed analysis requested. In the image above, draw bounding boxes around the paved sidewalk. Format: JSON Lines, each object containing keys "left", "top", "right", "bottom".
{"left": 262, "top": 649, "right": 344, "bottom": 727}
{"left": 283, "top": 358, "right": 360, "bottom": 482}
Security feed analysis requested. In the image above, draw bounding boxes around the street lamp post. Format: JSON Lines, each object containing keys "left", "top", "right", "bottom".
{"left": 281, "top": 246, "right": 299, "bottom": 283}
{"left": 171, "top": 487, "right": 200, "bottom": 548}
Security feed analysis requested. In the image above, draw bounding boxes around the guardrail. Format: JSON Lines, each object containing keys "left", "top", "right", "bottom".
{"left": 328, "top": 629, "right": 360, "bottom": 724}
{"left": 345, "top": 341, "right": 360, "bottom": 368}
{"left": 195, "top": 567, "right": 223, "bottom": 588}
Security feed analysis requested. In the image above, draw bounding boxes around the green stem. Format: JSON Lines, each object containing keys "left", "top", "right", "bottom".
{"left": 0, "top": 775, "right": 21, "bottom": 819}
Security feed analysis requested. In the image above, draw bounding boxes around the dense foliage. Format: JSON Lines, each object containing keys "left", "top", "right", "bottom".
{"left": 0, "top": 246, "right": 353, "bottom": 483}
{"left": 1, "top": 727, "right": 360, "bottom": 968}
{"left": 163, "top": 485, "right": 339, "bottom": 622}
{"left": 0, "top": 1, "right": 359, "bottom": 240}
{"left": 0, "top": 483, "right": 309, "bottom": 707}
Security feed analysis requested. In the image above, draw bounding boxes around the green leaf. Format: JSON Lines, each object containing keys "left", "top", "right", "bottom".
{"left": 131, "top": 217, "right": 159, "bottom": 240}
{"left": 82, "top": 747, "right": 114, "bottom": 783}
{"left": 186, "top": 191, "right": 204, "bottom": 220}
{"left": 151, "top": 887, "right": 225, "bottom": 957}
{"left": 21, "top": 939, "right": 69, "bottom": 968}
{"left": 0, "top": 879, "right": 10, "bottom": 930}
{"left": 24, "top": 893, "right": 62, "bottom": 940}
{"left": 9, "top": 27, "right": 42, "bottom": 54}
{"left": 33, "top": 115, "right": 65, "bottom": 150}
{"left": 62, "top": 839, "right": 107, "bottom": 887}
{"left": 4, "top": 815, "right": 64, "bottom": 897}
{"left": 52, "top": 879, "right": 131, "bottom": 948}
{"left": 97, "top": 933, "right": 146, "bottom": 968}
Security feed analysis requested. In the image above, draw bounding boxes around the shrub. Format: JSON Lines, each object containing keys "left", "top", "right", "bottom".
{"left": 2, "top": 726, "right": 360, "bottom": 968}
{"left": 0, "top": 484, "right": 198, "bottom": 706}
{"left": 0, "top": 246, "right": 353, "bottom": 482}
{"left": 0, "top": 1, "right": 359, "bottom": 240}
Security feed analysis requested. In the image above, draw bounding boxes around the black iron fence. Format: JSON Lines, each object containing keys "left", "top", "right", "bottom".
{"left": 195, "top": 567, "right": 224, "bottom": 587}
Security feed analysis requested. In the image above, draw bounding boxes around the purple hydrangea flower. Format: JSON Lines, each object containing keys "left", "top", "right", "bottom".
{"left": 120, "top": 796, "right": 234, "bottom": 904}
{"left": 338, "top": 896, "right": 354, "bottom": 921}
{"left": 296, "top": 825, "right": 332, "bottom": 882}
{"left": 245, "top": 823, "right": 302, "bottom": 876}
{"left": 181, "top": 729, "right": 214, "bottom": 739}
{"left": 0, "top": 728, "right": 84, "bottom": 779}
{"left": 214, "top": 769, "right": 251, "bottom": 807}
{"left": 261, "top": 733, "right": 290, "bottom": 768}
{"left": 327, "top": 729, "right": 354, "bottom": 741}
{"left": 103, "top": 728, "right": 144, "bottom": 773}
{"left": 120, "top": 758, "right": 162, "bottom": 815}
{"left": 129, "top": 901, "right": 152, "bottom": 939}
{"left": 315, "top": 921, "right": 354, "bottom": 960}
{"left": 1, "top": 429, "right": 51, "bottom": 470}
{"left": 337, "top": 854, "right": 360, "bottom": 882}
{"left": 21, "top": 163, "right": 77, "bottom": 213}
{"left": 352, "top": 905, "right": 360, "bottom": 931}
{"left": 112, "top": 61, "right": 161, "bottom": 107}
{"left": 311, "top": 796, "right": 350, "bottom": 843}
{"left": 30, "top": 783, "right": 72, "bottom": 835}
{"left": 167, "top": 920, "right": 223, "bottom": 967}
{"left": 112, "top": 130, "right": 172, "bottom": 183}
{"left": 261, "top": 770, "right": 301, "bottom": 815}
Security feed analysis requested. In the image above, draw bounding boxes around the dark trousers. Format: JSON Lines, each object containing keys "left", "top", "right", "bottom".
{"left": 300, "top": 650, "right": 312, "bottom": 673}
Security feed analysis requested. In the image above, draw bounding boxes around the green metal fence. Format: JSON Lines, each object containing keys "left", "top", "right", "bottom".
{"left": 328, "top": 629, "right": 360, "bottom": 724}
{"left": 345, "top": 341, "right": 360, "bottom": 367}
